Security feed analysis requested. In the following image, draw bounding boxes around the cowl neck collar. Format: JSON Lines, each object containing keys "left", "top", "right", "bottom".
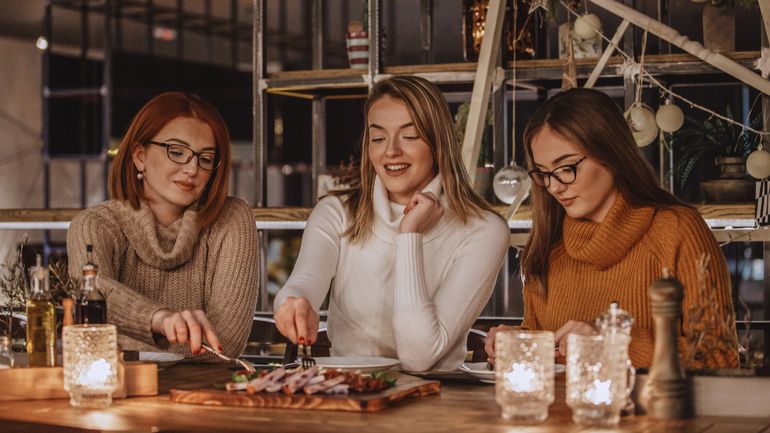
{"left": 562, "top": 193, "right": 654, "bottom": 270}
{"left": 105, "top": 200, "right": 202, "bottom": 269}
{"left": 370, "top": 175, "right": 454, "bottom": 243}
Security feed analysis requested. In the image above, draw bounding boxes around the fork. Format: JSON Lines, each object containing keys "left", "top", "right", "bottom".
{"left": 201, "top": 343, "right": 256, "bottom": 374}
{"left": 296, "top": 342, "right": 316, "bottom": 369}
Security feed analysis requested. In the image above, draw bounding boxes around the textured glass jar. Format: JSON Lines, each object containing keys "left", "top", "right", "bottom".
{"left": 0, "top": 336, "right": 13, "bottom": 368}
{"left": 495, "top": 330, "right": 555, "bottom": 422}
{"left": 62, "top": 324, "right": 118, "bottom": 408}
{"left": 566, "top": 333, "right": 635, "bottom": 426}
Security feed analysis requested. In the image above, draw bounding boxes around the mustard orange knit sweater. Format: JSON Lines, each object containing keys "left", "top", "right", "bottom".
{"left": 522, "top": 194, "right": 739, "bottom": 369}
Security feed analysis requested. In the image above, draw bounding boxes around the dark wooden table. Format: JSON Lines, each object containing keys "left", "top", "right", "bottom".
{"left": 0, "top": 364, "right": 768, "bottom": 433}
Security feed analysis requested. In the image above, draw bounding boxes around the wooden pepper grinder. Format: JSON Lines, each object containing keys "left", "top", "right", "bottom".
{"left": 646, "top": 268, "right": 692, "bottom": 419}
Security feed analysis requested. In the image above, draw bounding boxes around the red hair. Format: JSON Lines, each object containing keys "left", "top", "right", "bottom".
{"left": 108, "top": 92, "right": 231, "bottom": 228}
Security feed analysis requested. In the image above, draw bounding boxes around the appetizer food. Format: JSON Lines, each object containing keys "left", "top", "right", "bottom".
{"left": 225, "top": 367, "right": 396, "bottom": 396}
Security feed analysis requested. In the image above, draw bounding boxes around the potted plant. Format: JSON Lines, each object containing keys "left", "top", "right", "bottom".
{"left": 671, "top": 108, "right": 761, "bottom": 203}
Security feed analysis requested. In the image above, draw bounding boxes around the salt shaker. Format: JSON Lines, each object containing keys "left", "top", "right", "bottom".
{"left": 596, "top": 301, "right": 635, "bottom": 414}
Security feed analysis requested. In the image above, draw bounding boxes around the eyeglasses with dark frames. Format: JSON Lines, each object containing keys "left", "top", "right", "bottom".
{"left": 528, "top": 156, "right": 588, "bottom": 188}
{"left": 147, "top": 141, "right": 219, "bottom": 171}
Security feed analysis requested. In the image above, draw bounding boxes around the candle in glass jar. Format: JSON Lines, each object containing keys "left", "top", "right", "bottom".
{"left": 495, "top": 331, "right": 555, "bottom": 422}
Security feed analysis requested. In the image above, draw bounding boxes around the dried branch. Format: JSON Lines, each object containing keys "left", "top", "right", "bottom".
{"left": 48, "top": 256, "right": 79, "bottom": 303}
{"left": 684, "top": 253, "right": 741, "bottom": 369}
{"left": 0, "top": 234, "right": 29, "bottom": 337}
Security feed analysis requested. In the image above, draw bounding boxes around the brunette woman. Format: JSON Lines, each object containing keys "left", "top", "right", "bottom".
{"left": 67, "top": 92, "right": 258, "bottom": 360}
{"left": 485, "top": 88, "right": 738, "bottom": 369}
{"left": 274, "top": 76, "right": 510, "bottom": 371}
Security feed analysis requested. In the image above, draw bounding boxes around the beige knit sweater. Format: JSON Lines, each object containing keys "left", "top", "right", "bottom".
{"left": 66, "top": 197, "right": 259, "bottom": 360}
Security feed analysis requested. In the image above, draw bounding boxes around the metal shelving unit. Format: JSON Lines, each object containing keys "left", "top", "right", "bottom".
{"left": 250, "top": 1, "right": 769, "bottom": 359}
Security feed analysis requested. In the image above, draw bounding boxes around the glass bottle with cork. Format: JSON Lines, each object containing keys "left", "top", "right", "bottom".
{"left": 26, "top": 254, "right": 56, "bottom": 367}
{"left": 75, "top": 244, "right": 107, "bottom": 325}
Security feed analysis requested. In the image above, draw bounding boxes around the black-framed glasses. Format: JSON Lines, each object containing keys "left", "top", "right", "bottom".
{"left": 148, "top": 141, "right": 219, "bottom": 171}
{"left": 528, "top": 156, "right": 587, "bottom": 188}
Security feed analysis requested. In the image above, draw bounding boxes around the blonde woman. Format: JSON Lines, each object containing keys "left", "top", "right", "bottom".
{"left": 274, "top": 76, "right": 510, "bottom": 371}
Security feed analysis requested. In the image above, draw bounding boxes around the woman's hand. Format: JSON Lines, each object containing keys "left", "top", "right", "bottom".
{"left": 274, "top": 296, "right": 320, "bottom": 345}
{"left": 400, "top": 192, "right": 443, "bottom": 234}
{"left": 554, "top": 320, "right": 598, "bottom": 357}
{"left": 484, "top": 325, "right": 520, "bottom": 363}
{"left": 151, "top": 309, "right": 221, "bottom": 355}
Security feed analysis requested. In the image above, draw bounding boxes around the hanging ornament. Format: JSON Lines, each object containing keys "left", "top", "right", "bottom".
{"left": 625, "top": 103, "right": 659, "bottom": 147}
{"left": 746, "top": 145, "right": 770, "bottom": 179}
{"left": 493, "top": 163, "right": 531, "bottom": 218}
{"left": 573, "top": 13, "right": 602, "bottom": 40}
{"left": 655, "top": 99, "right": 685, "bottom": 133}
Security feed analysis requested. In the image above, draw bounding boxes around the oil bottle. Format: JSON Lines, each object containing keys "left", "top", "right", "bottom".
{"left": 26, "top": 254, "right": 55, "bottom": 367}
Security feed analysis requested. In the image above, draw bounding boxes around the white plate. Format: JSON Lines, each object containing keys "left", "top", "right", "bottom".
{"left": 313, "top": 356, "right": 400, "bottom": 374}
{"left": 461, "top": 362, "right": 565, "bottom": 383}
{"left": 139, "top": 351, "right": 185, "bottom": 369}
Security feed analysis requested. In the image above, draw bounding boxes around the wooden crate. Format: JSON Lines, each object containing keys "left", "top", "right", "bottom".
{"left": 0, "top": 361, "right": 157, "bottom": 401}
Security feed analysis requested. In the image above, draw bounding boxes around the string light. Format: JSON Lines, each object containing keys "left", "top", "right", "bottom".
{"left": 559, "top": 1, "right": 770, "bottom": 137}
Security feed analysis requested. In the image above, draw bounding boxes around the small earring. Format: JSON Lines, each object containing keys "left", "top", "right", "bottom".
{"left": 137, "top": 172, "right": 144, "bottom": 181}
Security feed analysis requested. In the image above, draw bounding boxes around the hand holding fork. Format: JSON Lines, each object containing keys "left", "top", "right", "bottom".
{"left": 296, "top": 338, "right": 316, "bottom": 369}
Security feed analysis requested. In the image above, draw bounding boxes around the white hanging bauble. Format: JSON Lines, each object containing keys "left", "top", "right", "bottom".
{"left": 573, "top": 13, "right": 602, "bottom": 40}
{"left": 655, "top": 102, "right": 685, "bottom": 133}
{"left": 624, "top": 103, "right": 659, "bottom": 147}
{"left": 746, "top": 148, "right": 770, "bottom": 179}
{"left": 493, "top": 163, "right": 531, "bottom": 218}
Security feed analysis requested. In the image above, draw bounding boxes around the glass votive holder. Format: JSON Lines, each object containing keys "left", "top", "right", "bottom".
{"left": 63, "top": 324, "right": 118, "bottom": 408}
{"left": 495, "top": 330, "right": 555, "bottom": 422}
{"left": 566, "top": 333, "right": 635, "bottom": 427}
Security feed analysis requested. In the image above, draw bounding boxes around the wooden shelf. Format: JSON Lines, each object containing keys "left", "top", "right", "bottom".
{"left": 0, "top": 203, "right": 755, "bottom": 226}
{"left": 261, "top": 51, "right": 762, "bottom": 97}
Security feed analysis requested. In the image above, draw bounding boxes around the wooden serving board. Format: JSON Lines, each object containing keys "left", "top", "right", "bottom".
{"left": 169, "top": 373, "right": 440, "bottom": 412}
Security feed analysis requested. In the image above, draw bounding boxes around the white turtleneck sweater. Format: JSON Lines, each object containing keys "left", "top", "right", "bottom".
{"left": 274, "top": 176, "right": 510, "bottom": 371}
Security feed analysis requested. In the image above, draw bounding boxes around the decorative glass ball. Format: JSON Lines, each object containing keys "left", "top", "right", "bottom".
{"left": 655, "top": 103, "right": 685, "bottom": 133}
{"left": 573, "top": 13, "right": 602, "bottom": 40}
{"left": 493, "top": 163, "right": 531, "bottom": 205}
{"left": 746, "top": 149, "right": 770, "bottom": 179}
{"left": 624, "top": 103, "right": 658, "bottom": 147}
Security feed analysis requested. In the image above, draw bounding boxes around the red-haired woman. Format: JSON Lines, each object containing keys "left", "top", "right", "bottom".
{"left": 67, "top": 92, "right": 258, "bottom": 360}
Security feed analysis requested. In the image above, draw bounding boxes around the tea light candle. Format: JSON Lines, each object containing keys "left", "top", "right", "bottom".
{"left": 63, "top": 324, "right": 118, "bottom": 408}
{"left": 585, "top": 379, "right": 613, "bottom": 405}
{"left": 78, "top": 359, "right": 113, "bottom": 388}
{"left": 504, "top": 362, "right": 543, "bottom": 393}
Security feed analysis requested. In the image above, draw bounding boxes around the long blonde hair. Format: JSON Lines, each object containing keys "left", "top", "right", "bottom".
{"left": 522, "top": 88, "right": 684, "bottom": 296}
{"left": 338, "top": 75, "right": 497, "bottom": 242}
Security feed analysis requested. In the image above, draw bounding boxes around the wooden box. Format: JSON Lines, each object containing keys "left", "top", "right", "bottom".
{"left": 633, "top": 372, "right": 770, "bottom": 418}
{"left": 0, "top": 361, "right": 158, "bottom": 401}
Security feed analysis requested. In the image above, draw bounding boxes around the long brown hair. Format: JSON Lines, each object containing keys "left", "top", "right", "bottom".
{"left": 109, "top": 92, "right": 231, "bottom": 228}
{"left": 339, "top": 75, "right": 497, "bottom": 242}
{"left": 522, "top": 88, "right": 683, "bottom": 296}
